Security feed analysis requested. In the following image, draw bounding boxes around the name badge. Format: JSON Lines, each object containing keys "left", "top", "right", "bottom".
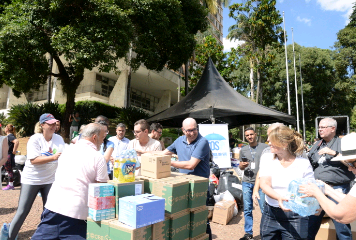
{"left": 251, "top": 162, "right": 256, "bottom": 169}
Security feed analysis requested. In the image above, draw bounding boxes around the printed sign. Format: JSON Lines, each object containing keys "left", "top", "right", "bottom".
{"left": 198, "top": 124, "right": 231, "bottom": 168}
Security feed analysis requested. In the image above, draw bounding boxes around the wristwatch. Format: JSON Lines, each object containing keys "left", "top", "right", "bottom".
{"left": 333, "top": 151, "right": 339, "bottom": 157}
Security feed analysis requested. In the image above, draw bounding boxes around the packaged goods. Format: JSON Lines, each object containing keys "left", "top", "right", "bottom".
{"left": 151, "top": 178, "right": 189, "bottom": 214}
{"left": 109, "top": 220, "right": 152, "bottom": 240}
{"left": 212, "top": 200, "right": 235, "bottom": 225}
{"left": 114, "top": 149, "right": 137, "bottom": 183}
{"left": 168, "top": 210, "right": 190, "bottom": 240}
{"left": 86, "top": 218, "right": 112, "bottom": 240}
{"left": 190, "top": 206, "right": 208, "bottom": 239}
{"left": 88, "top": 195, "right": 115, "bottom": 210}
{"left": 152, "top": 216, "right": 170, "bottom": 240}
{"left": 108, "top": 180, "right": 144, "bottom": 217}
{"left": 141, "top": 153, "right": 171, "bottom": 179}
{"left": 88, "top": 183, "right": 114, "bottom": 197}
{"left": 178, "top": 175, "right": 208, "bottom": 209}
{"left": 283, "top": 178, "right": 324, "bottom": 217}
{"left": 119, "top": 194, "right": 165, "bottom": 228}
{"left": 88, "top": 208, "right": 115, "bottom": 221}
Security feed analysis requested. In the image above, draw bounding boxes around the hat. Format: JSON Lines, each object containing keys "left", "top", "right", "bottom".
{"left": 332, "top": 132, "right": 356, "bottom": 162}
{"left": 39, "top": 113, "right": 58, "bottom": 124}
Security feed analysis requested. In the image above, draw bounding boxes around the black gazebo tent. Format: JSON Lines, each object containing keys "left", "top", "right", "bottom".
{"left": 147, "top": 58, "right": 295, "bottom": 128}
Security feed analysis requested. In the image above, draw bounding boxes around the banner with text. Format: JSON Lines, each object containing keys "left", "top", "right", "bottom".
{"left": 199, "top": 124, "right": 231, "bottom": 168}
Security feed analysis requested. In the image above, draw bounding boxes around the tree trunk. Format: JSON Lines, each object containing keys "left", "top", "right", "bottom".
{"left": 249, "top": 59, "right": 254, "bottom": 100}
{"left": 256, "top": 68, "right": 260, "bottom": 104}
{"left": 47, "top": 55, "right": 53, "bottom": 103}
{"left": 185, "top": 61, "right": 189, "bottom": 96}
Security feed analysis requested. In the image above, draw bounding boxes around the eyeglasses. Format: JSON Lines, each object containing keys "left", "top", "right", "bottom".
{"left": 184, "top": 128, "right": 198, "bottom": 133}
{"left": 318, "top": 126, "right": 333, "bottom": 130}
{"left": 155, "top": 130, "right": 162, "bottom": 135}
{"left": 133, "top": 130, "right": 142, "bottom": 135}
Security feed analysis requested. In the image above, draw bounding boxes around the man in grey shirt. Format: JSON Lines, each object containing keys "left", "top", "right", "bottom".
{"left": 239, "top": 127, "right": 268, "bottom": 240}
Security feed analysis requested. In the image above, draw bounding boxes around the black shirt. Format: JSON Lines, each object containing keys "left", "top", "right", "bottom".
{"left": 7, "top": 133, "right": 16, "bottom": 154}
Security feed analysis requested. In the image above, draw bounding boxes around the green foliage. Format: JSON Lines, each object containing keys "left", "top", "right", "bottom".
{"left": 162, "top": 128, "right": 181, "bottom": 144}
{"left": 73, "top": 101, "right": 121, "bottom": 125}
{"left": 183, "top": 35, "right": 239, "bottom": 93}
{"left": 114, "top": 107, "right": 150, "bottom": 130}
{"left": 0, "top": 112, "right": 8, "bottom": 126}
{"left": 7, "top": 102, "right": 62, "bottom": 136}
{"left": 0, "top": 0, "right": 208, "bottom": 137}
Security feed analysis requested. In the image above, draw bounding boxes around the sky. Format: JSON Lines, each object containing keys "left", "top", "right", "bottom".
{"left": 222, "top": 0, "right": 355, "bottom": 52}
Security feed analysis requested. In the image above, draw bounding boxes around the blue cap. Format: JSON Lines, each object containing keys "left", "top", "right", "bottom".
{"left": 39, "top": 113, "right": 58, "bottom": 124}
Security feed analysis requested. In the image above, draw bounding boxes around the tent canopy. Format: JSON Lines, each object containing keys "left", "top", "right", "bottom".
{"left": 147, "top": 58, "right": 295, "bottom": 128}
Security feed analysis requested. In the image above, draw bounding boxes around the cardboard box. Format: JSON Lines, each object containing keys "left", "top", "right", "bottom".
{"left": 178, "top": 175, "right": 208, "bottom": 209}
{"left": 88, "top": 195, "right": 115, "bottom": 210}
{"left": 152, "top": 216, "right": 170, "bottom": 240}
{"left": 232, "top": 153, "right": 239, "bottom": 159}
{"left": 141, "top": 153, "right": 171, "bottom": 179}
{"left": 86, "top": 218, "right": 112, "bottom": 240}
{"left": 88, "top": 183, "right": 114, "bottom": 197}
{"left": 109, "top": 220, "right": 152, "bottom": 240}
{"left": 316, "top": 218, "right": 356, "bottom": 240}
{"left": 151, "top": 178, "right": 189, "bottom": 214}
{"left": 108, "top": 180, "right": 144, "bottom": 216}
{"left": 88, "top": 208, "right": 115, "bottom": 221}
{"left": 168, "top": 210, "right": 190, "bottom": 240}
{"left": 190, "top": 206, "right": 208, "bottom": 239}
{"left": 212, "top": 201, "right": 235, "bottom": 225}
{"left": 170, "top": 172, "right": 187, "bottom": 177}
{"left": 119, "top": 194, "right": 165, "bottom": 228}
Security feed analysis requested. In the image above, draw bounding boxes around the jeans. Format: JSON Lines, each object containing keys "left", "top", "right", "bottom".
{"left": 308, "top": 183, "right": 352, "bottom": 240}
{"left": 242, "top": 181, "right": 265, "bottom": 235}
{"left": 261, "top": 202, "right": 308, "bottom": 240}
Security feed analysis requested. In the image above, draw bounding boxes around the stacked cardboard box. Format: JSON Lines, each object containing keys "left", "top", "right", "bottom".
{"left": 212, "top": 201, "right": 235, "bottom": 225}
{"left": 108, "top": 180, "right": 144, "bottom": 217}
{"left": 189, "top": 206, "right": 209, "bottom": 239}
{"left": 88, "top": 183, "right": 115, "bottom": 221}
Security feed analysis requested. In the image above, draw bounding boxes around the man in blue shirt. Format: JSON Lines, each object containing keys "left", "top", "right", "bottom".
{"left": 162, "top": 118, "right": 210, "bottom": 178}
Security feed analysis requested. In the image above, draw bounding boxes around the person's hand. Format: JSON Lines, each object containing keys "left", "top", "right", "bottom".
{"left": 252, "top": 191, "right": 260, "bottom": 206}
{"left": 318, "top": 147, "right": 336, "bottom": 156}
{"left": 299, "top": 182, "right": 321, "bottom": 198}
{"left": 110, "top": 157, "right": 114, "bottom": 164}
{"left": 348, "top": 165, "right": 356, "bottom": 175}
{"left": 318, "top": 180, "right": 333, "bottom": 196}
{"left": 53, "top": 152, "right": 62, "bottom": 160}
{"left": 12, "top": 151, "right": 16, "bottom": 155}
{"left": 239, "top": 161, "right": 249, "bottom": 170}
{"left": 135, "top": 150, "right": 143, "bottom": 156}
{"left": 278, "top": 196, "right": 291, "bottom": 212}
{"left": 314, "top": 208, "right": 322, "bottom": 216}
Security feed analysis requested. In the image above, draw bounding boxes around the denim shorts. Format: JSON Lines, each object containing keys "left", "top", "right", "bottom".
{"left": 260, "top": 202, "right": 308, "bottom": 240}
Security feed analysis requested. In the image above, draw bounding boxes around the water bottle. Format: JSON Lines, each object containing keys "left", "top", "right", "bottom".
{"left": 283, "top": 178, "right": 324, "bottom": 217}
{"left": 0, "top": 223, "right": 9, "bottom": 240}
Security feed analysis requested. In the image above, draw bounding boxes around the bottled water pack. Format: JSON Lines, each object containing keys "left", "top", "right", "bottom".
{"left": 0, "top": 223, "right": 17, "bottom": 240}
{"left": 283, "top": 178, "right": 325, "bottom": 217}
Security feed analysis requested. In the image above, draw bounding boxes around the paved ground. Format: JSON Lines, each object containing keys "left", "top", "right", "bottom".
{"left": 0, "top": 182, "right": 262, "bottom": 240}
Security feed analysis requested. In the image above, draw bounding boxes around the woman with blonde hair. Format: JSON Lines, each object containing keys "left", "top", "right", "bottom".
{"left": 2, "top": 124, "right": 19, "bottom": 190}
{"left": 8, "top": 114, "right": 65, "bottom": 240}
{"left": 259, "top": 125, "right": 314, "bottom": 240}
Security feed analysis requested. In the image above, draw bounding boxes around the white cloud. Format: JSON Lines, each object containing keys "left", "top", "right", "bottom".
{"left": 223, "top": 38, "right": 244, "bottom": 52}
{"left": 316, "top": 0, "right": 354, "bottom": 23}
{"left": 296, "top": 16, "right": 312, "bottom": 26}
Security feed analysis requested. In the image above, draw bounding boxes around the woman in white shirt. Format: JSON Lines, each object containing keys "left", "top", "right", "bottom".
{"left": 8, "top": 113, "right": 64, "bottom": 240}
{"left": 299, "top": 132, "right": 356, "bottom": 224}
{"left": 259, "top": 125, "right": 314, "bottom": 240}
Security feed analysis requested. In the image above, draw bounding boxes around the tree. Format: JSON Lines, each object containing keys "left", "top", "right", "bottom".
{"left": 228, "top": 0, "right": 283, "bottom": 103}
{"left": 182, "top": 35, "right": 238, "bottom": 94}
{"left": 0, "top": 0, "right": 208, "bottom": 138}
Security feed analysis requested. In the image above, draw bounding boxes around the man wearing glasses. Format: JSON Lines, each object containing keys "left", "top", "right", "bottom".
{"left": 308, "top": 117, "right": 354, "bottom": 240}
{"left": 148, "top": 123, "right": 165, "bottom": 150}
{"left": 161, "top": 117, "right": 210, "bottom": 178}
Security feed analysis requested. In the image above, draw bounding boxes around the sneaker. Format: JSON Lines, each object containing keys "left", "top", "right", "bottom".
{"left": 239, "top": 233, "right": 253, "bottom": 240}
{"left": 2, "top": 185, "right": 14, "bottom": 190}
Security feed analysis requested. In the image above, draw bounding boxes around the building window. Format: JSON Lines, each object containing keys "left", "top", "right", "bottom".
{"left": 130, "top": 88, "right": 159, "bottom": 112}
{"left": 95, "top": 74, "right": 116, "bottom": 97}
{"left": 25, "top": 84, "right": 48, "bottom": 102}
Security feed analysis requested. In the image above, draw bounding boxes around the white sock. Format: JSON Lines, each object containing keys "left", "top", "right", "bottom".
{"left": 9, "top": 182, "right": 13, "bottom": 186}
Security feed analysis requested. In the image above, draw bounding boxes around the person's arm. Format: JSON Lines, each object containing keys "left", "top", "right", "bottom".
{"left": 69, "top": 114, "right": 73, "bottom": 122}
{"left": 171, "top": 156, "right": 201, "bottom": 170}
{"left": 12, "top": 139, "right": 19, "bottom": 154}
{"left": 0, "top": 139, "right": 8, "bottom": 167}
{"left": 103, "top": 147, "right": 114, "bottom": 163}
{"left": 239, "top": 149, "right": 249, "bottom": 170}
{"left": 31, "top": 153, "right": 61, "bottom": 164}
{"left": 260, "top": 176, "right": 290, "bottom": 211}
{"left": 299, "top": 182, "right": 355, "bottom": 224}
{"left": 252, "top": 171, "right": 261, "bottom": 205}
{"left": 73, "top": 116, "right": 80, "bottom": 122}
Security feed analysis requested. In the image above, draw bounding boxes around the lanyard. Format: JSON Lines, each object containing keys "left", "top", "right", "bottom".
{"left": 249, "top": 143, "right": 258, "bottom": 162}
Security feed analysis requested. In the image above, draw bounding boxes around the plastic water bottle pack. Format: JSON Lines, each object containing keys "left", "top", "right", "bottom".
{"left": 283, "top": 178, "right": 325, "bottom": 217}
{"left": 0, "top": 223, "right": 18, "bottom": 240}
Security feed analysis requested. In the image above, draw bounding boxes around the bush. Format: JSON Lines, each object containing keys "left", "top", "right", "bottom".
{"left": 113, "top": 107, "right": 150, "bottom": 130}
{"left": 7, "top": 102, "right": 62, "bottom": 136}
